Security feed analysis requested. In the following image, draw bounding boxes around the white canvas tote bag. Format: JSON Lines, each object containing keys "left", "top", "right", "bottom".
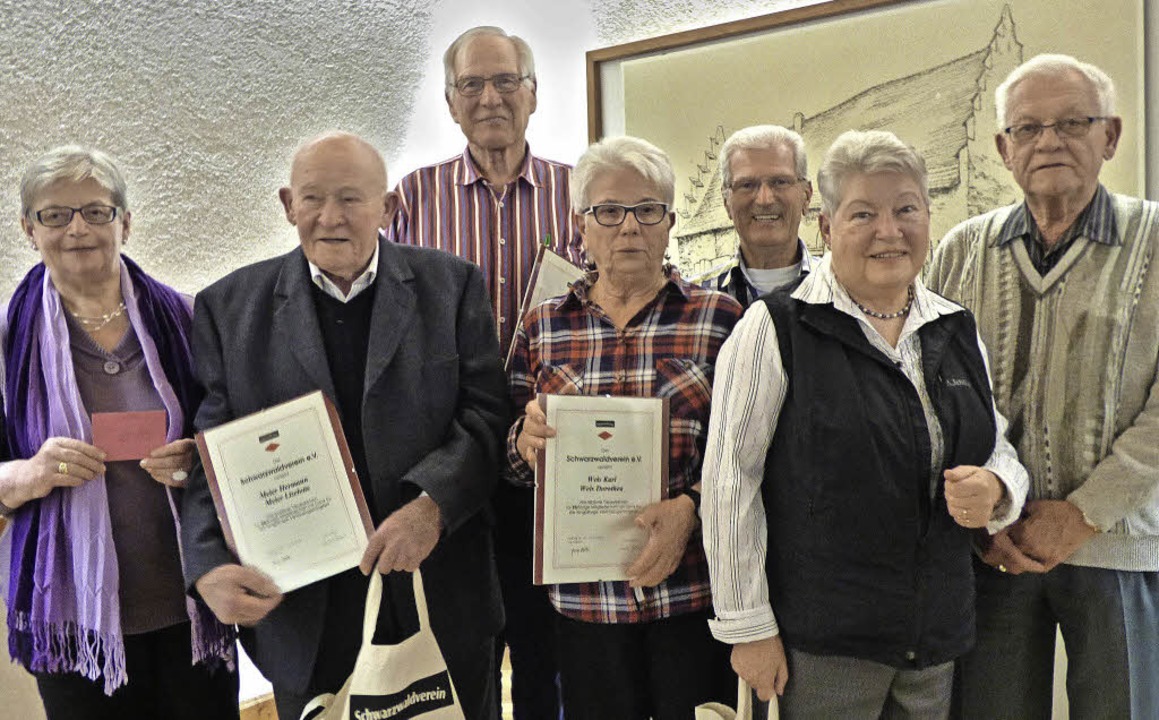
{"left": 695, "top": 677, "right": 780, "bottom": 720}
{"left": 301, "top": 570, "right": 466, "bottom": 720}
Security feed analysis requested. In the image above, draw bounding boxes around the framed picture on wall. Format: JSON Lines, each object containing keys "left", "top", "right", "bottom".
{"left": 587, "top": 0, "right": 1154, "bottom": 278}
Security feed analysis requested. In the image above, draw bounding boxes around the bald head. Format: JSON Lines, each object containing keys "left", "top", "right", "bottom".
{"left": 290, "top": 131, "right": 388, "bottom": 192}
{"left": 279, "top": 131, "right": 397, "bottom": 294}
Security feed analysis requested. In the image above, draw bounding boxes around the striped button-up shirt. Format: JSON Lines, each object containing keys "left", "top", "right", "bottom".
{"left": 506, "top": 269, "right": 743, "bottom": 623}
{"left": 386, "top": 146, "right": 585, "bottom": 356}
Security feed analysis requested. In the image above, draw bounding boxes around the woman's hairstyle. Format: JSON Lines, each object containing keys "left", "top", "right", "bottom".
{"left": 570, "top": 135, "right": 675, "bottom": 212}
{"left": 816, "top": 130, "right": 929, "bottom": 216}
{"left": 995, "top": 53, "right": 1115, "bottom": 130}
{"left": 443, "top": 26, "right": 536, "bottom": 91}
{"left": 21, "top": 145, "right": 129, "bottom": 219}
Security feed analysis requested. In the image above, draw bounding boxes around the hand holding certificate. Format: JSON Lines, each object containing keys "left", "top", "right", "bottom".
{"left": 196, "top": 391, "right": 374, "bottom": 593}
{"left": 531, "top": 394, "right": 669, "bottom": 585}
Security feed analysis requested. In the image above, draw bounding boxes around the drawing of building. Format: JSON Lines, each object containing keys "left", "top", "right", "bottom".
{"left": 675, "top": 5, "right": 1024, "bottom": 279}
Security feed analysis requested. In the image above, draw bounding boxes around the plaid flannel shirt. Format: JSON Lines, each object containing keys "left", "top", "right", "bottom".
{"left": 506, "top": 268, "right": 743, "bottom": 623}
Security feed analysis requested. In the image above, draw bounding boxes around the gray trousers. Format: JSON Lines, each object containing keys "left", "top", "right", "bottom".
{"left": 953, "top": 558, "right": 1159, "bottom": 720}
{"left": 778, "top": 649, "right": 953, "bottom": 720}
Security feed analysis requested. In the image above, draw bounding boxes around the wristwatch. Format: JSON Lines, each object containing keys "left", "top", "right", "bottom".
{"left": 682, "top": 487, "right": 702, "bottom": 513}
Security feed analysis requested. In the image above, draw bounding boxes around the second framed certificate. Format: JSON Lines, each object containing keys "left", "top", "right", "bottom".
{"left": 534, "top": 394, "right": 669, "bottom": 585}
{"left": 196, "top": 391, "right": 374, "bottom": 593}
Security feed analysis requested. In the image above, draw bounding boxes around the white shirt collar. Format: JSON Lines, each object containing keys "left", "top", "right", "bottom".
{"left": 307, "top": 243, "right": 379, "bottom": 303}
{"left": 735, "top": 239, "right": 816, "bottom": 275}
{"left": 792, "top": 253, "right": 963, "bottom": 342}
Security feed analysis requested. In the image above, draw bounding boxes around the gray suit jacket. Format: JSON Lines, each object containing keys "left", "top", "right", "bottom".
{"left": 181, "top": 240, "right": 508, "bottom": 692}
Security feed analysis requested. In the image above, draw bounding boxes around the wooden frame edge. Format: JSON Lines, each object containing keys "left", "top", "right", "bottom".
{"left": 585, "top": 0, "right": 911, "bottom": 143}
{"left": 240, "top": 692, "right": 277, "bottom": 720}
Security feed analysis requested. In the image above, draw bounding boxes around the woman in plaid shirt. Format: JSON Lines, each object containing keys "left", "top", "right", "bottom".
{"left": 506, "top": 136, "right": 743, "bottom": 719}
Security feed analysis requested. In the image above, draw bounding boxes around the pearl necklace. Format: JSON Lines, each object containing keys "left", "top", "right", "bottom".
{"left": 853, "top": 286, "right": 914, "bottom": 320}
{"left": 70, "top": 302, "right": 127, "bottom": 332}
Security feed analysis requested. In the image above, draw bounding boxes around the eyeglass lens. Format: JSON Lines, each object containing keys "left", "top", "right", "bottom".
{"left": 590, "top": 203, "right": 667, "bottom": 226}
{"left": 455, "top": 74, "right": 524, "bottom": 96}
{"left": 730, "top": 177, "right": 800, "bottom": 194}
{"left": 36, "top": 205, "right": 118, "bottom": 227}
{"left": 1008, "top": 117, "right": 1101, "bottom": 142}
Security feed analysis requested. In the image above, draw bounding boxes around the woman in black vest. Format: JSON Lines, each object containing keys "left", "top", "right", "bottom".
{"left": 700, "top": 129, "right": 1029, "bottom": 720}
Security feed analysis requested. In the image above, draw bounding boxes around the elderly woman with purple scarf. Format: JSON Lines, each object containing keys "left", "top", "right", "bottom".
{"left": 0, "top": 146, "right": 237, "bottom": 719}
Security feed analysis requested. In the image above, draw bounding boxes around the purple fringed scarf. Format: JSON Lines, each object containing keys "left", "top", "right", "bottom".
{"left": 4, "top": 257, "right": 235, "bottom": 694}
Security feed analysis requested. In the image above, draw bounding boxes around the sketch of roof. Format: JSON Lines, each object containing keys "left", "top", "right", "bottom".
{"left": 677, "top": 145, "right": 731, "bottom": 235}
{"left": 800, "top": 50, "right": 986, "bottom": 193}
{"left": 675, "top": 5, "right": 1018, "bottom": 240}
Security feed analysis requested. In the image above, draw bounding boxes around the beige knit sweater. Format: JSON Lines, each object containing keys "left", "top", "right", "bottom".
{"left": 927, "top": 193, "right": 1159, "bottom": 572}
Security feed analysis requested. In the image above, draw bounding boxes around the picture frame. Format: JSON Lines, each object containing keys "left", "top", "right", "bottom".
{"left": 587, "top": 0, "right": 1155, "bottom": 277}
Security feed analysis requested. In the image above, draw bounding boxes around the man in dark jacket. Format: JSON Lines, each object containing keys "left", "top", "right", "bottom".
{"left": 182, "top": 132, "right": 508, "bottom": 720}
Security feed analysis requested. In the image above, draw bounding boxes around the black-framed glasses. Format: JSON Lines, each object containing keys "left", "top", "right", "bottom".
{"left": 727, "top": 175, "right": 807, "bottom": 195}
{"left": 450, "top": 73, "right": 530, "bottom": 97}
{"left": 1003, "top": 116, "right": 1108, "bottom": 143}
{"left": 34, "top": 205, "right": 119, "bottom": 228}
{"left": 583, "top": 202, "right": 669, "bottom": 227}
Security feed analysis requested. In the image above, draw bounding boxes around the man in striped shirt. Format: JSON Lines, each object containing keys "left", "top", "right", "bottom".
{"left": 385, "top": 26, "right": 583, "bottom": 720}
{"left": 386, "top": 26, "right": 583, "bottom": 358}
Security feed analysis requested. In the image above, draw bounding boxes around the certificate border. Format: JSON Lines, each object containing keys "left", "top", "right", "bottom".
{"left": 533, "top": 394, "right": 670, "bottom": 585}
{"left": 196, "top": 390, "right": 373, "bottom": 591}
{"left": 504, "top": 246, "right": 586, "bottom": 371}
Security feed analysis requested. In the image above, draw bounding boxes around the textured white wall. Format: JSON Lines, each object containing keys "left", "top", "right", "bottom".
{"left": 0, "top": 0, "right": 438, "bottom": 294}
{"left": 0, "top": 0, "right": 813, "bottom": 297}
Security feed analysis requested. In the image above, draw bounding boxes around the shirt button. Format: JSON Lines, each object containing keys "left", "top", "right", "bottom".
{"left": 904, "top": 650, "right": 916, "bottom": 662}
{"left": 499, "top": 317, "right": 506, "bottom": 324}
{"left": 103, "top": 361, "right": 121, "bottom": 375}
{"left": 499, "top": 238, "right": 506, "bottom": 246}
{"left": 499, "top": 277, "right": 506, "bottom": 285}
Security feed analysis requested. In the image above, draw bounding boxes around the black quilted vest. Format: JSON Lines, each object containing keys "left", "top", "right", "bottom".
{"left": 759, "top": 288, "right": 995, "bottom": 669}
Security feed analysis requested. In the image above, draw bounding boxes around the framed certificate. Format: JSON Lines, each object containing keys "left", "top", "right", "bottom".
{"left": 533, "top": 394, "right": 669, "bottom": 585}
{"left": 505, "top": 246, "right": 586, "bottom": 370}
{"left": 196, "top": 390, "right": 374, "bottom": 592}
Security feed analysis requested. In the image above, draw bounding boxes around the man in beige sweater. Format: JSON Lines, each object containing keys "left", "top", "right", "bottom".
{"left": 927, "top": 54, "right": 1159, "bottom": 719}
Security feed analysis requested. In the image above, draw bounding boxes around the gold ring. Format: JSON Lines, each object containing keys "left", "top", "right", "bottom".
{"left": 58, "top": 461, "right": 68, "bottom": 475}
{"left": 998, "top": 564, "right": 1008, "bottom": 573}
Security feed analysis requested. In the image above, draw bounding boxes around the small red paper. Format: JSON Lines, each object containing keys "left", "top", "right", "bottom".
{"left": 91, "top": 411, "right": 169, "bottom": 461}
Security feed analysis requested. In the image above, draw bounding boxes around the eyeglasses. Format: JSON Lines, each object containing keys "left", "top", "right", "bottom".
{"left": 727, "top": 176, "right": 807, "bottom": 195}
{"left": 583, "top": 202, "right": 669, "bottom": 227}
{"left": 451, "top": 73, "right": 530, "bottom": 97}
{"left": 34, "top": 205, "right": 119, "bottom": 228}
{"left": 1003, "top": 116, "right": 1108, "bottom": 143}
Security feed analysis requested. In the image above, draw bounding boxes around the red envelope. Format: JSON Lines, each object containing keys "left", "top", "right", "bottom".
{"left": 91, "top": 411, "right": 169, "bottom": 461}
